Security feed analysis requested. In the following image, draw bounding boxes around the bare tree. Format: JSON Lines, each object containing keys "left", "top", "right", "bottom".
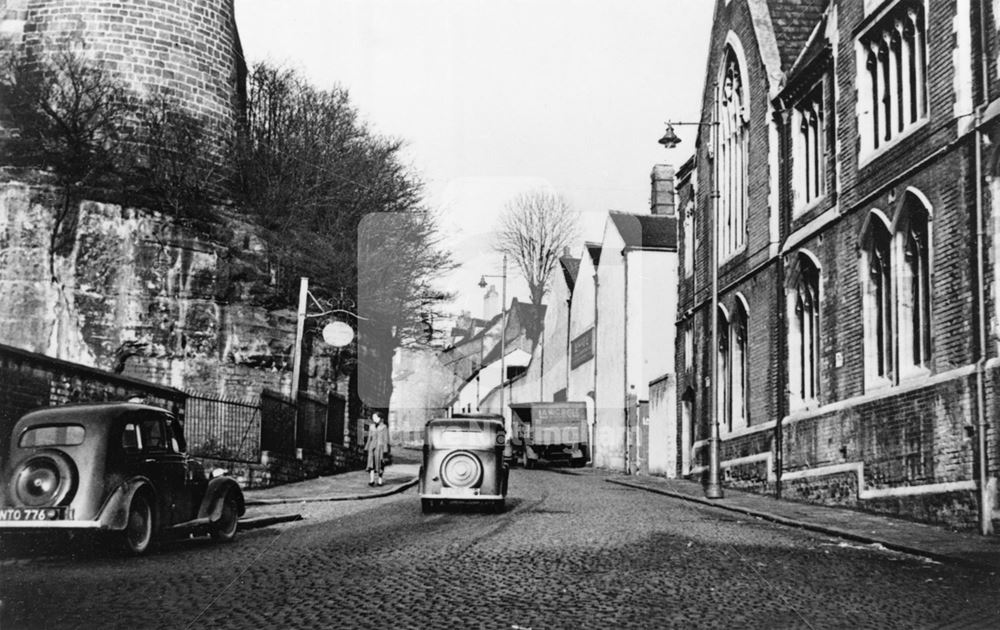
{"left": 0, "top": 45, "right": 131, "bottom": 270}
{"left": 124, "top": 92, "right": 229, "bottom": 221}
{"left": 233, "top": 62, "right": 455, "bottom": 413}
{"left": 494, "top": 189, "right": 579, "bottom": 341}
{"left": 0, "top": 45, "right": 226, "bottom": 264}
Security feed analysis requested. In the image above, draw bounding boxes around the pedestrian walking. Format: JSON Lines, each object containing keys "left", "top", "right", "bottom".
{"left": 365, "top": 411, "right": 389, "bottom": 486}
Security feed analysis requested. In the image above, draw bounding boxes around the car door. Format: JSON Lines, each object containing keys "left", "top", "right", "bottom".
{"left": 125, "top": 412, "right": 188, "bottom": 528}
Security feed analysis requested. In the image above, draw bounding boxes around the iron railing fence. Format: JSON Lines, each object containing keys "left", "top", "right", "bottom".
{"left": 186, "top": 388, "right": 350, "bottom": 460}
{"left": 260, "top": 389, "right": 296, "bottom": 454}
{"left": 297, "top": 392, "right": 327, "bottom": 453}
{"left": 184, "top": 393, "right": 261, "bottom": 463}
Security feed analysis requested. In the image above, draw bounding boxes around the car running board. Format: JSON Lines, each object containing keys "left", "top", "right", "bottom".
{"left": 168, "top": 517, "right": 213, "bottom": 531}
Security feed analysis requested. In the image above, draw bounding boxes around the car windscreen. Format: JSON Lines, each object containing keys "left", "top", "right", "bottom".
{"left": 429, "top": 427, "right": 501, "bottom": 450}
{"left": 19, "top": 424, "right": 86, "bottom": 447}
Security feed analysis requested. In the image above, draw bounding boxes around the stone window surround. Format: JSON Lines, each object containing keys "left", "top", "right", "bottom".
{"left": 717, "top": 39, "right": 750, "bottom": 263}
{"left": 855, "top": 0, "right": 928, "bottom": 163}
{"left": 787, "top": 250, "right": 822, "bottom": 411}
{"left": 859, "top": 192, "right": 934, "bottom": 392}
{"left": 792, "top": 81, "right": 828, "bottom": 215}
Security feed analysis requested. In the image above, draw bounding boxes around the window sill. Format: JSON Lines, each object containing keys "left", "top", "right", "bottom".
{"left": 857, "top": 118, "right": 930, "bottom": 169}
{"left": 788, "top": 396, "right": 821, "bottom": 413}
{"left": 718, "top": 244, "right": 748, "bottom": 267}
{"left": 792, "top": 195, "right": 828, "bottom": 219}
{"left": 863, "top": 375, "right": 894, "bottom": 394}
{"left": 898, "top": 364, "right": 932, "bottom": 384}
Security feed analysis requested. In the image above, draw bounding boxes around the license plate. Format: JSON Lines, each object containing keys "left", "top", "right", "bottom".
{"left": 0, "top": 507, "right": 68, "bottom": 522}
{"left": 440, "top": 487, "right": 478, "bottom": 497}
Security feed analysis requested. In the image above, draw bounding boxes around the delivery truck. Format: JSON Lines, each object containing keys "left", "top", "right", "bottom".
{"left": 509, "top": 402, "right": 588, "bottom": 468}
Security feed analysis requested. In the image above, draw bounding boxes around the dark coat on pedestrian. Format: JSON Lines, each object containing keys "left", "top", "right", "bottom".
{"left": 365, "top": 420, "right": 389, "bottom": 473}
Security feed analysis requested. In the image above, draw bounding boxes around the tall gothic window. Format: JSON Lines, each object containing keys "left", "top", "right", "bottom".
{"left": 862, "top": 214, "right": 894, "bottom": 384}
{"left": 858, "top": 1, "right": 927, "bottom": 156}
{"left": 788, "top": 253, "right": 821, "bottom": 408}
{"left": 896, "top": 193, "right": 932, "bottom": 372}
{"left": 717, "top": 308, "right": 730, "bottom": 432}
{"left": 717, "top": 46, "right": 749, "bottom": 259}
{"left": 730, "top": 300, "right": 749, "bottom": 430}
{"left": 793, "top": 83, "right": 826, "bottom": 212}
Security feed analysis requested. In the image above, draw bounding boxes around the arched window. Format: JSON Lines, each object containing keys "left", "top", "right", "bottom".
{"left": 717, "top": 307, "right": 730, "bottom": 432}
{"left": 730, "top": 299, "right": 749, "bottom": 430}
{"left": 895, "top": 191, "right": 932, "bottom": 373}
{"left": 788, "top": 252, "right": 821, "bottom": 409}
{"left": 861, "top": 212, "right": 894, "bottom": 385}
{"left": 717, "top": 45, "right": 749, "bottom": 260}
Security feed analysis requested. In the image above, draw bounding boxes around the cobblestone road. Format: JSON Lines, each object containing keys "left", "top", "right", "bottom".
{"left": 2, "top": 469, "right": 998, "bottom": 629}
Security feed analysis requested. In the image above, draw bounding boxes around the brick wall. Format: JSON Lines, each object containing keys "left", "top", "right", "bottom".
{"left": 0, "top": 342, "right": 185, "bottom": 454}
{"left": 202, "top": 445, "right": 362, "bottom": 490}
{"left": 675, "top": 1, "right": 999, "bottom": 530}
{"left": 676, "top": 0, "right": 785, "bottom": 487}
{"left": 18, "top": 0, "right": 244, "bottom": 161}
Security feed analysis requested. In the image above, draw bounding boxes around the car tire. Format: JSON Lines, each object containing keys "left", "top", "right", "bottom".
{"left": 211, "top": 490, "right": 240, "bottom": 542}
{"left": 421, "top": 498, "right": 435, "bottom": 514}
{"left": 121, "top": 492, "right": 154, "bottom": 556}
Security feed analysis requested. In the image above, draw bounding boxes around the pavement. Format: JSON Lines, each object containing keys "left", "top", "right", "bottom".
{"left": 237, "top": 458, "right": 420, "bottom": 531}
{"left": 602, "top": 471, "right": 1000, "bottom": 572}
{"left": 235, "top": 452, "right": 1000, "bottom": 572}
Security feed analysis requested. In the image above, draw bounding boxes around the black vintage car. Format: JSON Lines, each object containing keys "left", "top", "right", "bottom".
{"left": 0, "top": 402, "right": 245, "bottom": 555}
{"left": 419, "top": 415, "right": 508, "bottom": 514}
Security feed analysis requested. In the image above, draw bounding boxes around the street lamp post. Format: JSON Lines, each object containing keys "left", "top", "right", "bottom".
{"left": 479, "top": 254, "right": 509, "bottom": 432}
{"left": 659, "top": 85, "right": 723, "bottom": 500}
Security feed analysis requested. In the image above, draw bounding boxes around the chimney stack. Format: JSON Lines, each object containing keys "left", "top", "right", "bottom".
{"left": 483, "top": 284, "right": 499, "bottom": 320}
{"left": 650, "top": 164, "right": 676, "bottom": 216}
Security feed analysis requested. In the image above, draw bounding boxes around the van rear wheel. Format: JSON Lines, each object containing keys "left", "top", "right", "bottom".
{"left": 421, "top": 498, "right": 435, "bottom": 514}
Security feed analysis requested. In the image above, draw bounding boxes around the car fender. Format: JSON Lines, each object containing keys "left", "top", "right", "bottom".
{"left": 197, "top": 477, "right": 245, "bottom": 522}
{"left": 97, "top": 479, "right": 155, "bottom": 531}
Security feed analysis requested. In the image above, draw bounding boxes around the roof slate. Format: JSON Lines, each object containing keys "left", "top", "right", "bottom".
{"left": 560, "top": 256, "right": 580, "bottom": 291}
{"left": 608, "top": 211, "right": 678, "bottom": 250}
{"left": 767, "top": 0, "right": 829, "bottom": 71}
{"left": 585, "top": 242, "right": 602, "bottom": 267}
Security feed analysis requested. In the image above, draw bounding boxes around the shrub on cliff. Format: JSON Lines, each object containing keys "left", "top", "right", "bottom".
{"left": 0, "top": 43, "right": 229, "bottom": 231}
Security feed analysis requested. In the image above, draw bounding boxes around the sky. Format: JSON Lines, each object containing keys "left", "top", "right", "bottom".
{"left": 235, "top": 0, "right": 715, "bottom": 319}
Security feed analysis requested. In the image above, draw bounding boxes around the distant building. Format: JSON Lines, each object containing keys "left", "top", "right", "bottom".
{"left": 509, "top": 166, "right": 678, "bottom": 473}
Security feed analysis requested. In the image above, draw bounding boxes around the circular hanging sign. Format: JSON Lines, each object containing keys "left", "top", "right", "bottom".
{"left": 322, "top": 321, "right": 355, "bottom": 347}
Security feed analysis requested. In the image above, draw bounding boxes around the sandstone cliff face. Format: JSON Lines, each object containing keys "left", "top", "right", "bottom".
{"left": 0, "top": 180, "right": 341, "bottom": 400}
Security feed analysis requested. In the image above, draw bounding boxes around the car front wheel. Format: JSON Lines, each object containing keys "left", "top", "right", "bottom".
{"left": 211, "top": 490, "right": 240, "bottom": 542}
{"left": 122, "top": 493, "right": 154, "bottom": 555}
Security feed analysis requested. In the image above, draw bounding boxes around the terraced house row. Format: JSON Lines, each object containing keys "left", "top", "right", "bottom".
{"left": 675, "top": 0, "right": 999, "bottom": 534}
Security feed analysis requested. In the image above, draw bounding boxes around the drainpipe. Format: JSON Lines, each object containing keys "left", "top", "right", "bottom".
{"left": 566, "top": 296, "right": 572, "bottom": 395}
{"left": 773, "top": 102, "right": 791, "bottom": 501}
{"left": 974, "top": 0, "right": 993, "bottom": 536}
{"left": 592, "top": 271, "right": 599, "bottom": 468}
{"left": 623, "top": 248, "right": 630, "bottom": 474}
